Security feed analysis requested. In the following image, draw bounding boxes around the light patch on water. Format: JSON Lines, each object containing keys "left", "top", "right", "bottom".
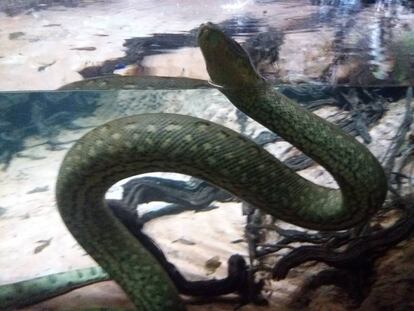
{"left": 221, "top": 0, "right": 253, "bottom": 11}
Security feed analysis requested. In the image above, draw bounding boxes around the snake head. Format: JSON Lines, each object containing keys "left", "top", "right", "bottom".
{"left": 197, "top": 22, "right": 264, "bottom": 89}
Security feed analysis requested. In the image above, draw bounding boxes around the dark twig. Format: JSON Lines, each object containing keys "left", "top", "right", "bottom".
{"left": 107, "top": 199, "right": 259, "bottom": 300}
{"left": 272, "top": 199, "right": 414, "bottom": 281}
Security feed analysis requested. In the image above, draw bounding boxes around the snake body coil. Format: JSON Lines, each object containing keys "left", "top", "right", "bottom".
{"left": 1, "top": 23, "right": 387, "bottom": 310}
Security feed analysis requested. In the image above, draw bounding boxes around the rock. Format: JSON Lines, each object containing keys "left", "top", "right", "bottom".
{"left": 357, "top": 240, "right": 414, "bottom": 311}
{"left": 204, "top": 256, "right": 222, "bottom": 275}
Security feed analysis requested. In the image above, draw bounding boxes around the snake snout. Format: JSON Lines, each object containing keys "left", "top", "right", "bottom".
{"left": 197, "top": 22, "right": 213, "bottom": 39}
{"left": 197, "top": 22, "right": 231, "bottom": 51}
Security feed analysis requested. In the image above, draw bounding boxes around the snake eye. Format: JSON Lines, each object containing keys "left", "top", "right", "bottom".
{"left": 201, "top": 26, "right": 210, "bottom": 36}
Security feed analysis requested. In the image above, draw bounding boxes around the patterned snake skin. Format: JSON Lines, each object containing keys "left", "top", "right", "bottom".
{"left": 0, "top": 23, "right": 387, "bottom": 310}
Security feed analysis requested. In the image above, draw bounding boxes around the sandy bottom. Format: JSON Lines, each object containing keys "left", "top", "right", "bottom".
{"left": 0, "top": 92, "right": 408, "bottom": 310}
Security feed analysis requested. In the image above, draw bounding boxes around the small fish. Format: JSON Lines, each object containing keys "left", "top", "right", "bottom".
{"left": 27, "top": 186, "right": 49, "bottom": 194}
{"left": 38, "top": 60, "right": 56, "bottom": 72}
{"left": 231, "top": 238, "right": 245, "bottom": 244}
{"left": 70, "top": 47, "right": 97, "bottom": 51}
{"left": 172, "top": 238, "right": 196, "bottom": 246}
{"left": 43, "top": 24, "right": 61, "bottom": 27}
{"left": 33, "top": 238, "right": 52, "bottom": 254}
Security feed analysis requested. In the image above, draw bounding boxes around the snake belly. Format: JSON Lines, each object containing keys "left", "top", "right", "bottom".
{"left": 1, "top": 23, "right": 387, "bottom": 310}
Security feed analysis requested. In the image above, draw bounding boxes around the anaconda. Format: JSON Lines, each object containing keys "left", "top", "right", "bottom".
{"left": 0, "top": 22, "right": 387, "bottom": 310}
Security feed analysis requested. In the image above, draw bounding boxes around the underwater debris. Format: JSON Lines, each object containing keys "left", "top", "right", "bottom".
{"left": 33, "top": 238, "right": 52, "bottom": 254}
{"left": 121, "top": 176, "right": 236, "bottom": 223}
{"left": 70, "top": 46, "right": 96, "bottom": 51}
{"left": 105, "top": 199, "right": 259, "bottom": 302}
{"left": 26, "top": 186, "right": 49, "bottom": 194}
{"left": 0, "top": 207, "right": 7, "bottom": 217}
{"left": 37, "top": 60, "right": 56, "bottom": 72}
{"left": 77, "top": 17, "right": 270, "bottom": 79}
{"left": 8, "top": 32, "right": 25, "bottom": 40}
{"left": 205, "top": 256, "right": 222, "bottom": 275}
{"left": 172, "top": 238, "right": 196, "bottom": 246}
{"left": 42, "top": 23, "right": 61, "bottom": 27}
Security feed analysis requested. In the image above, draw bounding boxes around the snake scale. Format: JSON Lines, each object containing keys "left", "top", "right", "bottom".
{"left": 0, "top": 23, "right": 387, "bottom": 310}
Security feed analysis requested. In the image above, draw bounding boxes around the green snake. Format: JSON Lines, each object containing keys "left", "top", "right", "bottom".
{"left": 0, "top": 22, "right": 387, "bottom": 310}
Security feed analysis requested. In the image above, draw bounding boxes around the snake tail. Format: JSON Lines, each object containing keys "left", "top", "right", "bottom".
{"left": 0, "top": 267, "right": 108, "bottom": 310}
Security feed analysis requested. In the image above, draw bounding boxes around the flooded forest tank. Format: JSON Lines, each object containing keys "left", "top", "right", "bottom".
{"left": 0, "top": 1, "right": 413, "bottom": 310}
